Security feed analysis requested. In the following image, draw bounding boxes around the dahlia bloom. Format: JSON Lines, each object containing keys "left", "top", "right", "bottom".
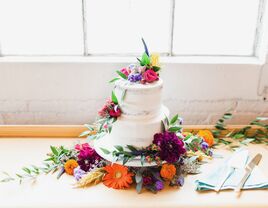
{"left": 75, "top": 143, "right": 101, "bottom": 172}
{"left": 153, "top": 131, "right": 186, "bottom": 163}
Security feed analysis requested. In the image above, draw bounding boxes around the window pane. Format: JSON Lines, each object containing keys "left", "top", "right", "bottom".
{"left": 86, "top": 0, "right": 171, "bottom": 54}
{"left": 0, "top": 0, "right": 83, "bottom": 55}
{"left": 173, "top": 0, "right": 260, "bottom": 56}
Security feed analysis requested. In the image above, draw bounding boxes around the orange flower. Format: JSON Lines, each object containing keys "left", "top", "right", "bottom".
{"left": 64, "top": 159, "right": 79, "bottom": 175}
{"left": 103, "top": 163, "right": 133, "bottom": 189}
{"left": 160, "top": 163, "right": 176, "bottom": 180}
{"left": 197, "top": 130, "right": 214, "bottom": 147}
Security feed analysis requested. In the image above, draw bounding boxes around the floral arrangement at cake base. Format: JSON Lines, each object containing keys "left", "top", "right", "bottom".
{"left": 0, "top": 115, "right": 213, "bottom": 194}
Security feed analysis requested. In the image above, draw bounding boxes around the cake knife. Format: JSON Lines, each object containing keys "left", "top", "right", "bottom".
{"left": 234, "top": 153, "right": 262, "bottom": 193}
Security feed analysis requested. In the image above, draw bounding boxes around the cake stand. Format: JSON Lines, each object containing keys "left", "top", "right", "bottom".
{"left": 94, "top": 134, "right": 158, "bottom": 167}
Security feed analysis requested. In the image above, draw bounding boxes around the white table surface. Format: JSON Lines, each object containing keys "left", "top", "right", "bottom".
{"left": 0, "top": 138, "right": 268, "bottom": 208}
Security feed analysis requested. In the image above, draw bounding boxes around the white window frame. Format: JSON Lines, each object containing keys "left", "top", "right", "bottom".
{"left": 0, "top": 0, "right": 268, "bottom": 64}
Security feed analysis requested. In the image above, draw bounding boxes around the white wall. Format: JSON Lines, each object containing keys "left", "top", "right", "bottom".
{"left": 0, "top": 60, "right": 267, "bottom": 125}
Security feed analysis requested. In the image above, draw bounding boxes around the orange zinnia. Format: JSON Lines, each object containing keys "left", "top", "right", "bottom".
{"left": 160, "top": 163, "right": 176, "bottom": 180}
{"left": 197, "top": 130, "right": 214, "bottom": 147}
{"left": 64, "top": 159, "right": 79, "bottom": 175}
{"left": 103, "top": 163, "right": 133, "bottom": 189}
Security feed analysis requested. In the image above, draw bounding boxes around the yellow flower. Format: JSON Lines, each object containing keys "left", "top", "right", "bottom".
{"left": 197, "top": 130, "right": 214, "bottom": 147}
{"left": 150, "top": 53, "right": 160, "bottom": 67}
{"left": 64, "top": 159, "right": 79, "bottom": 175}
{"left": 160, "top": 163, "right": 176, "bottom": 180}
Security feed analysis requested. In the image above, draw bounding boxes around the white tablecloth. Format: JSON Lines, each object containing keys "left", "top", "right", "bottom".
{"left": 0, "top": 138, "right": 267, "bottom": 208}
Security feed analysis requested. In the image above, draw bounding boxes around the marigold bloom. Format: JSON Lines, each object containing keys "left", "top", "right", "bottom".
{"left": 160, "top": 163, "right": 176, "bottom": 180}
{"left": 64, "top": 159, "right": 79, "bottom": 175}
{"left": 197, "top": 130, "right": 214, "bottom": 147}
{"left": 103, "top": 164, "right": 133, "bottom": 189}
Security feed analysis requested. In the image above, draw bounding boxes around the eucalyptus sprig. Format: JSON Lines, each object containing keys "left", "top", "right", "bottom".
{"left": 213, "top": 113, "right": 268, "bottom": 147}
{"left": 0, "top": 145, "right": 77, "bottom": 184}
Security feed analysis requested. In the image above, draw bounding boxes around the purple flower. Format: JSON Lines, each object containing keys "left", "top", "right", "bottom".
{"left": 76, "top": 143, "right": 102, "bottom": 171}
{"left": 155, "top": 180, "right": 164, "bottom": 191}
{"left": 128, "top": 73, "right": 142, "bottom": 82}
{"left": 74, "top": 167, "right": 86, "bottom": 181}
{"left": 153, "top": 131, "right": 186, "bottom": 163}
{"left": 176, "top": 176, "right": 184, "bottom": 186}
{"left": 201, "top": 141, "right": 209, "bottom": 150}
{"left": 143, "top": 176, "right": 153, "bottom": 186}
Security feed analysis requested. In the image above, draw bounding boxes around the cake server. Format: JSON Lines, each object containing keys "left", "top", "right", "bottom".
{"left": 234, "top": 153, "right": 262, "bottom": 193}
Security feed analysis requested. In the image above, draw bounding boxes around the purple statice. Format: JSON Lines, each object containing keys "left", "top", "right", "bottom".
{"left": 176, "top": 176, "right": 184, "bottom": 186}
{"left": 153, "top": 131, "right": 186, "bottom": 163}
{"left": 201, "top": 141, "right": 209, "bottom": 150}
{"left": 155, "top": 180, "right": 164, "bottom": 191}
{"left": 75, "top": 143, "right": 101, "bottom": 171}
{"left": 73, "top": 167, "right": 86, "bottom": 181}
{"left": 128, "top": 73, "right": 142, "bottom": 82}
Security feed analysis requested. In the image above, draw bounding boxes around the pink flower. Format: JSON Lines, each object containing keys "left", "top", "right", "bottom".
{"left": 109, "top": 105, "right": 121, "bottom": 117}
{"left": 143, "top": 69, "right": 158, "bottom": 83}
{"left": 120, "top": 68, "right": 130, "bottom": 77}
{"left": 98, "top": 105, "right": 108, "bottom": 117}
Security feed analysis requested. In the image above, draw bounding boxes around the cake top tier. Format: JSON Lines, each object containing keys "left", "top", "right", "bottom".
{"left": 115, "top": 78, "right": 163, "bottom": 91}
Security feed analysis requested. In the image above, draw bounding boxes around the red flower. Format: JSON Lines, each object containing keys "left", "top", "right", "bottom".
{"left": 143, "top": 69, "right": 158, "bottom": 83}
{"left": 109, "top": 105, "right": 121, "bottom": 117}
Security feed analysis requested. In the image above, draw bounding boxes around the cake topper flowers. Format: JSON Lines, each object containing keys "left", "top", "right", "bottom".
{"left": 110, "top": 38, "right": 161, "bottom": 84}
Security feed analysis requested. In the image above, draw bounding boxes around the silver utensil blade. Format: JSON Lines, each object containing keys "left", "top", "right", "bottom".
{"left": 246, "top": 153, "right": 262, "bottom": 171}
{"left": 235, "top": 153, "right": 262, "bottom": 194}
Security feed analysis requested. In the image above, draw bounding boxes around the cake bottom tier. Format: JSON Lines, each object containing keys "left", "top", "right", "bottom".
{"left": 109, "top": 105, "right": 169, "bottom": 147}
{"left": 93, "top": 106, "right": 169, "bottom": 167}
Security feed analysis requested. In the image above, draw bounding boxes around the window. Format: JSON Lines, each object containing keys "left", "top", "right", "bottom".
{"left": 0, "top": 0, "right": 267, "bottom": 62}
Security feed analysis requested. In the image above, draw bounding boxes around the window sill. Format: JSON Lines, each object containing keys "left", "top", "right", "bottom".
{"left": 0, "top": 55, "right": 266, "bottom": 65}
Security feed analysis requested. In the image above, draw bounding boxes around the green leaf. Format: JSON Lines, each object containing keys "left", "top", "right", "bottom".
{"left": 223, "top": 113, "right": 233, "bottom": 119}
{"left": 135, "top": 172, "right": 142, "bottom": 183}
{"left": 84, "top": 124, "right": 94, "bottom": 130}
{"left": 136, "top": 57, "right": 142, "bottom": 63}
{"left": 140, "top": 155, "right": 145, "bottom": 166}
{"left": 215, "top": 124, "right": 226, "bottom": 130}
{"left": 123, "top": 156, "right": 129, "bottom": 165}
{"left": 233, "top": 133, "right": 245, "bottom": 139}
{"left": 116, "top": 70, "right": 127, "bottom": 80}
{"left": 111, "top": 91, "right": 118, "bottom": 104}
{"left": 50, "top": 146, "right": 58, "bottom": 156}
{"left": 161, "top": 120, "right": 166, "bottom": 132}
{"left": 136, "top": 180, "right": 143, "bottom": 194}
{"left": 114, "top": 145, "right": 124, "bottom": 152}
{"left": 141, "top": 52, "right": 150, "bottom": 66}
{"left": 79, "top": 130, "right": 92, "bottom": 137}
{"left": 22, "top": 167, "right": 31, "bottom": 174}
{"left": 108, "top": 125, "right": 112, "bottom": 133}
{"left": 141, "top": 37, "right": 149, "bottom": 56}
{"left": 109, "top": 77, "right": 120, "bottom": 83}
{"left": 152, "top": 66, "right": 161, "bottom": 72}
{"left": 170, "top": 114, "right": 179, "bottom": 125}
{"left": 168, "top": 126, "right": 182, "bottom": 133}
{"left": 126, "top": 145, "right": 138, "bottom": 152}
{"left": 100, "top": 148, "right": 111, "bottom": 154}
{"left": 121, "top": 89, "right": 127, "bottom": 102}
